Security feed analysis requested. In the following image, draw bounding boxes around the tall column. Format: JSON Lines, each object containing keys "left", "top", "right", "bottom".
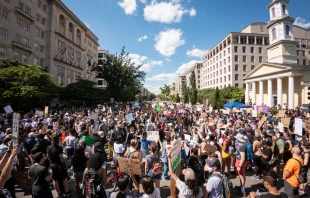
{"left": 245, "top": 83, "right": 249, "bottom": 104}
{"left": 259, "top": 80, "right": 264, "bottom": 105}
{"left": 268, "top": 79, "right": 273, "bottom": 107}
{"left": 277, "top": 78, "right": 282, "bottom": 107}
{"left": 238, "top": 36, "right": 241, "bottom": 44}
{"left": 254, "top": 36, "right": 257, "bottom": 45}
{"left": 252, "top": 82, "right": 256, "bottom": 104}
{"left": 288, "top": 75, "right": 294, "bottom": 109}
{"left": 262, "top": 37, "right": 265, "bottom": 45}
{"left": 246, "top": 36, "right": 249, "bottom": 44}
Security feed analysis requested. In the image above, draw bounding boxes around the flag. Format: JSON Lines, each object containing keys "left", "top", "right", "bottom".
{"left": 55, "top": 47, "right": 66, "bottom": 58}
{"left": 61, "top": 47, "right": 66, "bottom": 55}
{"left": 87, "top": 59, "right": 91, "bottom": 67}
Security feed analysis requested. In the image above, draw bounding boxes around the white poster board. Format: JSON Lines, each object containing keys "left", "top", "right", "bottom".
{"left": 12, "top": 113, "right": 20, "bottom": 145}
{"left": 3, "top": 105, "right": 13, "bottom": 114}
{"left": 171, "top": 140, "right": 182, "bottom": 170}
{"left": 35, "top": 110, "right": 44, "bottom": 117}
{"left": 91, "top": 112, "right": 98, "bottom": 120}
{"left": 44, "top": 106, "right": 49, "bottom": 114}
{"left": 294, "top": 118, "right": 303, "bottom": 136}
{"left": 147, "top": 131, "right": 159, "bottom": 142}
{"left": 277, "top": 122, "right": 284, "bottom": 132}
{"left": 184, "top": 134, "right": 191, "bottom": 142}
{"left": 252, "top": 110, "right": 258, "bottom": 117}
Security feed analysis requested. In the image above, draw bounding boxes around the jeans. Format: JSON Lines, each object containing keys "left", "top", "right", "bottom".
{"left": 163, "top": 161, "right": 168, "bottom": 178}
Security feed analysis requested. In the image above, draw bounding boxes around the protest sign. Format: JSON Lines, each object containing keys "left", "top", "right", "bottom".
{"left": 165, "top": 131, "right": 171, "bottom": 138}
{"left": 147, "top": 131, "right": 159, "bottom": 142}
{"left": 205, "top": 144, "right": 217, "bottom": 153}
{"left": 305, "top": 119, "right": 310, "bottom": 132}
{"left": 196, "top": 104, "right": 203, "bottom": 108}
{"left": 110, "top": 98, "right": 114, "bottom": 103}
{"left": 3, "top": 105, "right": 13, "bottom": 114}
{"left": 277, "top": 122, "right": 284, "bottom": 132}
{"left": 295, "top": 118, "right": 303, "bottom": 136}
{"left": 252, "top": 110, "right": 258, "bottom": 117}
{"left": 156, "top": 106, "right": 161, "bottom": 111}
{"left": 281, "top": 118, "right": 290, "bottom": 128}
{"left": 277, "top": 110, "right": 286, "bottom": 118}
{"left": 171, "top": 140, "right": 181, "bottom": 170}
{"left": 247, "top": 108, "right": 252, "bottom": 114}
{"left": 258, "top": 116, "right": 267, "bottom": 129}
{"left": 35, "top": 111, "right": 43, "bottom": 117}
{"left": 126, "top": 105, "right": 130, "bottom": 112}
{"left": 185, "top": 145, "right": 190, "bottom": 156}
{"left": 177, "top": 115, "right": 183, "bottom": 125}
{"left": 91, "top": 112, "right": 98, "bottom": 120}
{"left": 44, "top": 106, "right": 49, "bottom": 114}
{"left": 197, "top": 108, "right": 202, "bottom": 112}
{"left": 256, "top": 106, "right": 269, "bottom": 113}
{"left": 125, "top": 113, "right": 133, "bottom": 121}
{"left": 215, "top": 110, "right": 218, "bottom": 114}
{"left": 95, "top": 108, "right": 99, "bottom": 113}
{"left": 184, "top": 134, "right": 191, "bottom": 142}
{"left": 118, "top": 157, "right": 142, "bottom": 176}
{"left": 12, "top": 113, "right": 20, "bottom": 145}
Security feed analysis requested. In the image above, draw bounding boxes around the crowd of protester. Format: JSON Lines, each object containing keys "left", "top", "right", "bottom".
{"left": 0, "top": 102, "right": 309, "bottom": 198}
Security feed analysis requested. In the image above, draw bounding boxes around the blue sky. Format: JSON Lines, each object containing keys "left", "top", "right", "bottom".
{"left": 63, "top": 0, "right": 310, "bottom": 94}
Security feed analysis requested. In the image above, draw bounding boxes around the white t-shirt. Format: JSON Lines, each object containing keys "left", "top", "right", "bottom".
{"left": 64, "top": 136, "right": 76, "bottom": 148}
{"left": 206, "top": 173, "right": 223, "bottom": 198}
{"left": 139, "top": 188, "right": 161, "bottom": 198}
{"left": 176, "top": 179, "right": 203, "bottom": 198}
{"left": 114, "top": 143, "right": 124, "bottom": 154}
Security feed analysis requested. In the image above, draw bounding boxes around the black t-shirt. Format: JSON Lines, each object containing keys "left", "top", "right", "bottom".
{"left": 28, "top": 164, "right": 53, "bottom": 197}
{"left": 246, "top": 134, "right": 254, "bottom": 143}
{"left": 261, "top": 148, "right": 272, "bottom": 164}
{"left": 260, "top": 192, "right": 288, "bottom": 198}
{"left": 46, "top": 144, "right": 63, "bottom": 166}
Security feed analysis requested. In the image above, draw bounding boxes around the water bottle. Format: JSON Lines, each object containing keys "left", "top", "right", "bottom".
{"left": 256, "top": 189, "right": 260, "bottom": 197}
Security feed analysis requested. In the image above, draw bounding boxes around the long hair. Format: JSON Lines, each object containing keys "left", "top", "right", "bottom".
{"left": 185, "top": 179, "right": 200, "bottom": 197}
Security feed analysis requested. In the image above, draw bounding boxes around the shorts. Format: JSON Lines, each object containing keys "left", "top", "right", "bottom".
{"left": 108, "top": 146, "right": 113, "bottom": 152}
{"left": 50, "top": 163, "right": 67, "bottom": 181}
{"left": 235, "top": 159, "right": 247, "bottom": 176}
{"left": 284, "top": 180, "right": 299, "bottom": 198}
{"left": 147, "top": 168, "right": 162, "bottom": 180}
{"left": 73, "top": 171, "right": 84, "bottom": 178}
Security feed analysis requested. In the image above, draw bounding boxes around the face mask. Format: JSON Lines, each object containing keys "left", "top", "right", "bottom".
{"left": 206, "top": 167, "right": 213, "bottom": 172}
{"left": 276, "top": 135, "right": 280, "bottom": 139}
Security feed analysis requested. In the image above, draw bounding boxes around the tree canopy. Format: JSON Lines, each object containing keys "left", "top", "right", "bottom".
{"left": 189, "top": 71, "right": 198, "bottom": 104}
{"left": 160, "top": 84, "right": 171, "bottom": 96}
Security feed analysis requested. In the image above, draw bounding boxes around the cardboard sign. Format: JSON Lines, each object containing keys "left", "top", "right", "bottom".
{"left": 305, "top": 119, "right": 310, "bottom": 132}
{"left": 91, "top": 112, "right": 98, "bottom": 120}
{"left": 252, "top": 110, "right": 258, "bottom": 117}
{"left": 12, "top": 113, "right": 20, "bottom": 145}
{"left": 44, "top": 106, "right": 49, "bottom": 114}
{"left": 277, "top": 110, "right": 286, "bottom": 118}
{"left": 171, "top": 140, "right": 182, "bottom": 170}
{"left": 35, "top": 110, "right": 43, "bottom": 117}
{"left": 125, "top": 113, "right": 134, "bottom": 121}
{"left": 258, "top": 116, "right": 267, "bottom": 129}
{"left": 177, "top": 115, "right": 183, "bottom": 125}
{"left": 118, "top": 157, "right": 142, "bottom": 176}
{"left": 205, "top": 144, "right": 217, "bottom": 153}
{"left": 247, "top": 108, "right": 252, "bottom": 114}
{"left": 147, "top": 131, "right": 159, "bottom": 142}
{"left": 294, "top": 118, "right": 303, "bottom": 136}
{"left": 281, "top": 118, "right": 290, "bottom": 128}
{"left": 3, "top": 105, "right": 13, "bottom": 114}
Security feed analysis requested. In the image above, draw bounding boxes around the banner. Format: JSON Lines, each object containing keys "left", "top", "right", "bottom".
{"left": 147, "top": 131, "right": 159, "bottom": 142}
{"left": 256, "top": 106, "right": 269, "bottom": 113}
{"left": 171, "top": 140, "right": 181, "bottom": 170}
{"left": 295, "top": 118, "right": 303, "bottom": 136}
{"left": 118, "top": 157, "right": 142, "bottom": 176}
{"left": 125, "top": 113, "right": 133, "bottom": 121}
{"left": 3, "top": 105, "right": 13, "bottom": 114}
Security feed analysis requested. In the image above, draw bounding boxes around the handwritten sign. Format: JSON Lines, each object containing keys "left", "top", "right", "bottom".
{"left": 295, "top": 118, "right": 303, "bottom": 136}
{"left": 184, "top": 134, "right": 191, "bottom": 142}
{"left": 247, "top": 108, "right": 253, "bottom": 114}
{"left": 177, "top": 115, "right": 183, "bottom": 125}
{"left": 258, "top": 116, "right": 267, "bottom": 129}
{"left": 252, "top": 110, "right": 258, "bottom": 117}
{"left": 91, "top": 112, "right": 98, "bottom": 120}
{"left": 147, "top": 131, "right": 159, "bottom": 142}
{"left": 171, "top": 140, "right": 182, "bottom": 170}
{"left": 118, "top": 157, "right": 142, "bottom": 176}
{"left": 35, "top": 110, "right": 43, "bottom": 117}
{"left": 277, "top": 110, "right": 286, "bottom": 118}
{"left": 125, "top": 113, "right": 133, "bottom": 121}
{"left": 305, "top": 119, "right": 310, "bottom": 132}
{"left": 205, "top": 144, "right": 217, "bottom": 153}
{"left": 3, "top": 105, "right": 13, "bottom": 114}
{"left": 12, "top": 113, "right": 20, "bottom": 145}
{"left": 278, "top": 122, "right": 284, "bottom": 132}
{"left": 281, "top": 118, "right": 290, "bottom": 128}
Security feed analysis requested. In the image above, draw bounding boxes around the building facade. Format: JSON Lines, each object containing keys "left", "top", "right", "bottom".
{"left": 96, "top": 46, "right": 109, "bottom": 88}
{"left": 184, "top": 62, "right": 202, "bottom": 89}
{"left": 201, "top": 21, "right": 310, "bottom": 90}
{"left": 0, "top": 0, "right": 99, "bottom": 85}
{"left": 244, "top": 0, "right": 310, "bottom": 109}
{"left": 174, "top": 76, "right": 186, "bottom": 95}
{"left": 169, "top": 83, "right": 176, "bottom": 95}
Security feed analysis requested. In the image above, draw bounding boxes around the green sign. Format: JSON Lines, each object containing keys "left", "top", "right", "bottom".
{"left": 172, "top": 153, "right": 181, "bottom": 170}
{"left": 156, "top": 106, "right": 161, "bottom": 111}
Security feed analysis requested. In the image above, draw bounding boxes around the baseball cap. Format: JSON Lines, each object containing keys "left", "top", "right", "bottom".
{"left": 182, "top": 168, "right": 196, "bottom": 181}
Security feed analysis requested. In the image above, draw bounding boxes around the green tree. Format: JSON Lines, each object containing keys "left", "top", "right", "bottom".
{"left": 182, "top": 83, "right": 189, "bottom": 103}
{"left": 189, "top": 71, "right": 198, "bottom": 104}
{"left": 92, "top": 47, "right": 146, "bottom": 102}
{"left": 169, "top": 94, "right": 177, "bottom": 102}
{"left": 160, "top": 84, "right": 170, "bottom": 100}
{"left": 231, "top": 87, "right": 245, "bottom": 103}
{"left": 213, "top": 87, "right": 222, "bottom": 110}
{"left": 0, "top": 59, "right": 59, "bottom": 112}
{"left": 150, "top": 93, "right": 156, "bottom": 100}
{"left": 176, "top": 93, "right": 181, "bottom": 103}
{"left": 59, "top": 78, "right": 106, "bottom": 106}
{"left": 157, "top": 94, "right": 166, "bottom": 101}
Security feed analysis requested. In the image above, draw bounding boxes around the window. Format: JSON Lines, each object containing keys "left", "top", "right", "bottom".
{"left": 297, "top": 59, "right": 299, "bottom": 65}
{"left": 220, "top": 70, "right": 222, "bottom": 75}
{"left": 2, "top": 9, "right": 9, "bottom": 21}
{"left": 251, "top": 65, "right": 255, "bottom": 70}
{"left": 235, "top": 74, "right": 239, "bottom": 80}
{"left": 36, "top": 14, "right": 41, "bottom": 23}
{"left": 220, "top": 61, "right": 222, "bottom": 67}
{"left": 224, "top": 59, "right": 226, "bottom": 65}
{"left": 224, "top": 68, "right": 226, "bottom": 73}
{"left": 40, "top": 59, "right": 44, "bottom": 66}
{"left": 220, "top": 53, "right": 221, "bottom": 59}
{"left": 25, "top": 6, "right": 31, "bottom": 15}
{"left": 18, "top": 1, "right": 24, "bottom": 10}
{"left": 14, "top": 51, "right": 21, "bottom": 61}
{"left": 235, "top": 64, "right": 239, "bottom": 71}
{"left": 3, "top": 0, "right": 9, "bottom": 3}
{"left": 34, "top": 43, "right": 39, "bottom": 51}
{"left": 243, "top": 65, "right": 247, "bottom": 71}
{"left": 22, "top": 54, "right": 27, "bottom": 63}
{"left": 41, "top": 31, "right": 45, "bottom": 39}
{"left": 15, "top": 34, "right": 22, "bottom": 43}
{"left": 22, "top": 37, "right": 28, "bottom": 46}
{"left": 42, "top": 18, "right": 46, "bottom": 26}
{"left": 224, "top": 76, "right": 226, "bottom": 82}
{"left": 235, "top": 55, "right": 238, "bottom": 61}
{"left": 0, "top": 47, "right": 6, "bottom": 57}
{"left": 243, "top": 56, "right": 246, "bottom": 62}
{"left": 0, "top": 27, "right": 8, "bottom": 38}
{"left": 251, "top": 56, "right": 255, "bottom": 62}
{"left": 40, "top": 45, "right": 45, "bottom": 53}
{"left": 242, "top": 46, "right": 246, "bottom": 53}
{"left": 37, "top": 0, "right": 42, "bottom": 8}
{"left": 282, "top": 5, "right": 286, "bottom": 14}
{"left": 235, "top": 83, "right": 239, "bottom": 87}
{"left": 272, "top": 28, "right": 276, "bottom": 40}
{"left": 285, "top": 25, "right": 290, "bottom": 36}
{"left": 224, "top": 51, "right": 226, "bottom": 56}
{"left": 259, "top": 47, "right": 262, "bottom": 54}
{"left": 272, "top": 7, "right": 275, "bottom": 18}
{"left": 303, "top": 59, "right": 306, "bottom": 65}
{"left": 228, "top": 66, "right": 230, "bottom": 72}
{"left": 23, "top": 21, "right": 30, "bottom": 31}
{"left": 34, "top": 57, "right": 39, "bottom": 65}
{"left": 17, "top": 17, "right": 23, "bottom": 27}
{"left": 259, "top": 56, "right": 263, "bottom": 63}
{"left": 35, "top": 27, "right": 40, "bottom": 37}
{"left": 228, "top": 47, "right": 230, "bottom": 54}
{"left": 42, "top": 4, "right": 47, "bottom": 12}
{"left": 228, "top": 56, "right": 230, "bottom": 62}
{"left": 302, "top": 51, "right": 305, "bottom": 56}
{"left": 234, "top": 46, "right": 238, "bottom": 52}
{"left": 228, "top": 75, "right": 231, "bottom": 81}
{"left": 251, "top": 47, "right": 254, "bottom": 53}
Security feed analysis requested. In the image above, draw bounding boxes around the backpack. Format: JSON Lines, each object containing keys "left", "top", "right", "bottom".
{"left": 210, "top": 174, "right": 233, "bottom": 198}
{"left": 81, "top": 169, "right": 107, "bottom": 198}
{"left": 186, "top": 157, "right": 204, "bottom": 185}
{"left": 246, "top": 142, "right": 253, "bottom": 161}
{"left": 291, "top": 158, "right": 308, "bottom": 184}
{"left": 151, "top": 154, "right": 163, "bottom": 176}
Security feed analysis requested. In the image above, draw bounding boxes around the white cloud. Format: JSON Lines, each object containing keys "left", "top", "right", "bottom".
{"left": 118, "top": 0, "right": 137, "bottom": 15}
{"left": 154, "top": 28, "right": 185, "bottom": 57}
{"left": 138, "top": 35, "right": 148, "bottom": 42}
{"left": 294, "top": 17, "right": 310, "bottom": 29}
{"left": 144, "top": 84, "right": 161, "bottom": 95}
{"left": 186, "top": 46, "right": 208, "bottom": 58}
{"left": 147, "top": 60, "right": 200, "bottom": 83}
{"left": 143, "top": 1, "right": 196, "bottom": 24}
{"left": 140, "top": 0, "right": 147, "bottom": 3}
{"left": 128, "top": 53, "right": 163, "bottom": 72}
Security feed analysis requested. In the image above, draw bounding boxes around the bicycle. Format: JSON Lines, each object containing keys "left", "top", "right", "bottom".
{"left": 106, "top": 164, "right": 123, "bottom": 192}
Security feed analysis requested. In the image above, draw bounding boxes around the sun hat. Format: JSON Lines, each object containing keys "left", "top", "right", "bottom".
{"left": 182, "top": 168, "right": 196, "bottom": 181}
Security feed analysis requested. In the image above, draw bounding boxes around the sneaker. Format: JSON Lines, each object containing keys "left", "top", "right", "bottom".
{"left": 62, "top": 189, "right": 74, "bottom": 197}
{"left": 251, "top": 175, "right": 256, "bottom": 179}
